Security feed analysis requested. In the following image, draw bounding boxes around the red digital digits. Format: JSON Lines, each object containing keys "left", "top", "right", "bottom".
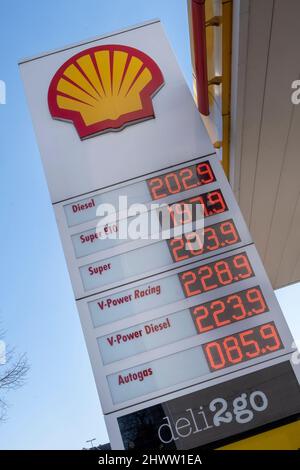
{"left": 179, "top": 252, "right": 254, "bottom": 298}
{"left": 203, "top": 322, "right": 283, "bottom": 371}
{"left": 168, "top": 220, "right": 240, "bottom": 263}
{"left": 165, "top": 190, "right": 228, "bottom": 227}
{"left": 191, "top": 286, "right": 268, "bottom": 333}
{"left": 147, "top": 161, "right": 215, "bottom": 200}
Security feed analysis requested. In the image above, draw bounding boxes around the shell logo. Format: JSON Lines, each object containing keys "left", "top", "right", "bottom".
{"left": 48, "top": 44, "right": 164, "bottom": 139}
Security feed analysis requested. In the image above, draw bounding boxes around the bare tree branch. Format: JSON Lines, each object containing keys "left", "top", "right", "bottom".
{"left": 0, "top": 331, "right": 29, "bottom": 422}
{"left": 0, "top": 354, "right": 29, "bottom": 390}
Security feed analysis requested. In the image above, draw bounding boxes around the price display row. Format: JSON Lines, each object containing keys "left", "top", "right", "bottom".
{"left": 107, "top": 321, "right": 283, "bottom": 404}
{"left": 63, "top": 157, "right": 217, "bottom": 227}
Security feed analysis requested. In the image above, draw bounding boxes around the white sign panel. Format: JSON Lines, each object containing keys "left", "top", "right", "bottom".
{"left": 20, "top": 20, "right": 213, "bottom": 203}
{"left": 20, "top": 19, "right": 298, "bottom": 448}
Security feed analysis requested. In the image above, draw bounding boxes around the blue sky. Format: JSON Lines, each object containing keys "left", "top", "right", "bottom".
{"left": 0, "top": 0, "right": 299, "bottom": 450}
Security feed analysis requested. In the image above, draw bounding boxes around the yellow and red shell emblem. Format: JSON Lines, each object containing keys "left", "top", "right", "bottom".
{"left": 48, "top": 44, "right": 164, "bottom": 139}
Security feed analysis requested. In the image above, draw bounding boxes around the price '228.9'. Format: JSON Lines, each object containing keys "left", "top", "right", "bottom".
{"left": 179, "top": 252, "right": 254, "bottom": 298}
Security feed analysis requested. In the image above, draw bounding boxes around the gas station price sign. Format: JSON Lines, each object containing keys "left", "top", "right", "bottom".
{"left": 20, "top": 20, "right": 299, "bottom": 447}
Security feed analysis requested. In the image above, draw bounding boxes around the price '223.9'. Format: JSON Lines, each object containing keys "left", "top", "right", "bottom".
{"left": 191, "top": 286, "right": 269, "bottom": 333}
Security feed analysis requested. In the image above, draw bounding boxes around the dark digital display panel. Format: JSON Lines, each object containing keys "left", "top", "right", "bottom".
{"left": 147, "top": 161, "right": 216, "bottom": 200}
{"left": 178, "top": 251, "right": 254, "bottom": 298}
{"left": 203, "top": 322, "right": 283, "bottom": 371}
{"left": 117, "top": 362, "right": 300, "bottom": 450}
{"left": 190, "top": 286, "right": 269, "bottom": 334}
{"left": 167, "top": 219, "right": 241, "bottom": 263}
{"left": 159, "top": 189, "right": 228, "bottom": 228}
